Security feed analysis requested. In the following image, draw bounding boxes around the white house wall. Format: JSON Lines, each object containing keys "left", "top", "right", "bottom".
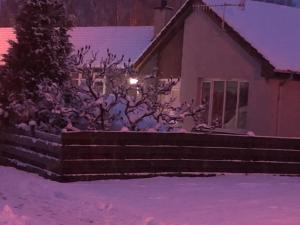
{"left": 180, "top": 7, "right": 282, "bottom": 135}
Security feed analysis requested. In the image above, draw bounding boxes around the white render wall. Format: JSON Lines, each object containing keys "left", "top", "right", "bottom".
{"left": 179, "top": 8, "right": 300, "bottom": 136}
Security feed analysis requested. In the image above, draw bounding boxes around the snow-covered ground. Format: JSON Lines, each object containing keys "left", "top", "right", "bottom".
{"left": 0, "top": 166, "right": 300, "bottom": 225}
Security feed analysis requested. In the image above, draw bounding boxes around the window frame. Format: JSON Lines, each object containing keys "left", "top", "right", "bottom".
{"left": 72, "top": 72, "right": 106, "bottom": 95}
{"left": 199, "top": 78, "right": 249, "bottom": 129}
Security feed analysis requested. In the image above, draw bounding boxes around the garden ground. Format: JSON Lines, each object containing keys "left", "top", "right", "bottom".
{"left": 0, "top": 166, "right": 300, "bottom": 225}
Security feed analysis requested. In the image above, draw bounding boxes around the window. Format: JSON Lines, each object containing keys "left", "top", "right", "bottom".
{"left": 92, "top": 78, "right": 105, "bottom": 94}
{"left": 199, "top": 79, "right": 249, "bottom": 129}
{"left": 71, "top": 72, "right": 106, "bottom": 95}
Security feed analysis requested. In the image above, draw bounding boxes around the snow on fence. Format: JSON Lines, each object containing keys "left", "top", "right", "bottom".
{"left": 1, "top": 130, "right": 300, "bottom": 182}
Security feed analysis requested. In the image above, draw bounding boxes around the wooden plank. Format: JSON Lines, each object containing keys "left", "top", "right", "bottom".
{"left": 61, "top": 172, "right": 218, "bottom": 182}
{"left": 62, "top": 145, "right": 300, "bottom": 162}
{"left": 0, "top": 155, "right": 6, "bottom": 166}
{"left": 61, "top": 132, "right": 300, "bottom": 150}
{"left": 2, "top": 128, "right": 61, "bottom": 143}
{"left": 0, "top": 144, "right": 4, "bottom": 165}
{"left": 2, "top": 133, "right": 62, "bottom": 158}
{"left": 62, "top": 159, "right": 300, "bottom": 175}
{"left": 1, "top": 144, "right": 61, "bottom": 174}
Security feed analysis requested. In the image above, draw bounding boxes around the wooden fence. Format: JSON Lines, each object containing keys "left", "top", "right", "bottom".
{"left": 1, "top": 129, "right": 300, "bottom": 182}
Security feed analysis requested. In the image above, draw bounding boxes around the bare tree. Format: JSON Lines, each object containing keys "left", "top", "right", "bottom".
{"left": 0, "top": 48, "right": 206, "bottom": 134}
{"left": 71, "top": 47, "right": 206, "bottom": 132}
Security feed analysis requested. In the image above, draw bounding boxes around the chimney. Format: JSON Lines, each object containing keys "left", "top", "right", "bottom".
{"left": 153, "top": 0, "right": 173, "bottom": 36}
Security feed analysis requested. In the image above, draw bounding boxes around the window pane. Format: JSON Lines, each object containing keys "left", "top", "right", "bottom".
{"left": 93, "top": 80, "right": 104, "bottom": 94}
{"left": 82, "top": 71, "right": 90, "bottom": 79}
{"left": 201, "top": 82, "right": 211, "bottom": 124}
{"left": 224, "top": 81, "right": 238, "bottom": 128}
{"left": 238, "top": 82, "right": 249, "bottom": 129}
{"left": 71, "top": 72, "right": 79, "bottom": 79}
{"left": 79, "top": 79, "right": 87, "bottom": 87}
{"left": 71, "top": 79, "right": 79, "bottom": 86}
{"left": 212, "top": 81, "right": 224, "bottom": 128}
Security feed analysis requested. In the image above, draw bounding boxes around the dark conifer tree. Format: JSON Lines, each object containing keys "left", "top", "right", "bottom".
{"left": 3, "top": 0, "right": 73, "bottom": 94}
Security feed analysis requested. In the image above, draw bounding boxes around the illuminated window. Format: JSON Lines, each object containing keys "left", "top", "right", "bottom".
{"left": 200, "top": 79, "right": 249, "bottom": 129}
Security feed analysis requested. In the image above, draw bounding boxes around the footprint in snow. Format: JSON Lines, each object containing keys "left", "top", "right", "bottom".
{"left": 54, "top": 191, "right": 68, "bottom": 200}
{"left": 105, "top": 203, "right": 113, "bottom": 211}
{"left": 79, "top": 218, "right": 94, "bottom": 223}
{"left": 13, "top": 203, "right": 24, "bottom": 209}
{"left": 143, "top": 217, "right": 161, "bottom": 225}
{"left": 0, "top": 193, "right": 7, "bottom": 200}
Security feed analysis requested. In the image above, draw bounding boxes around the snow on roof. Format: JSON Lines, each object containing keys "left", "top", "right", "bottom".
{"left": 70, "top": 27, "right": 153, "bottom": 63}
{"left": 0, "top": 26, "right": 154, "bottom": 65}
{"left": 202, "top": 0, "right": 300, "bottom": 73}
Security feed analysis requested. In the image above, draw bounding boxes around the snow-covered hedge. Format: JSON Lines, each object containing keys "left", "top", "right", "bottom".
{"left": 0, "top": 48, "right": 207, "bottom": 134}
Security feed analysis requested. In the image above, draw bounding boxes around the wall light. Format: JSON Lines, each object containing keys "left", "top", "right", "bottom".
{"left": 129, "top": 77, "right": 138, "bottom": 85}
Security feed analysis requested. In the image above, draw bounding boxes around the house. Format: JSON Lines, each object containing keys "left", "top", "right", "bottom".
{"left": 134, "top": 0, "right": 300, "bottom": 137}
{"left": 0, "top": 26, "right": 154, "bottom": 92}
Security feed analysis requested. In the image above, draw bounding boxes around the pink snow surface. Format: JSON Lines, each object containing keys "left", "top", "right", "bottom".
{"left": 1, "top": 166, "right": 300, "bottom": 225}
{"left": 202, "top": 0, "right": 300, "bottom": 73}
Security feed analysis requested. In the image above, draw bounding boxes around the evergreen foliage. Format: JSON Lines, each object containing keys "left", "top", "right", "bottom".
{"left": 3, "top": 0, "right": 73, "bottom": 94}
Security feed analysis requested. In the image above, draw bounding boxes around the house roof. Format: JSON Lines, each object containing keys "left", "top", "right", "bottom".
{"left": 0, "top": 26, "right": 154, "bottom": 65}
{"left": 203, "top": 0, "right": 300, "bottom": 74}
{"left": 134, "top": 0, "right": 300, "bottom": 75}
